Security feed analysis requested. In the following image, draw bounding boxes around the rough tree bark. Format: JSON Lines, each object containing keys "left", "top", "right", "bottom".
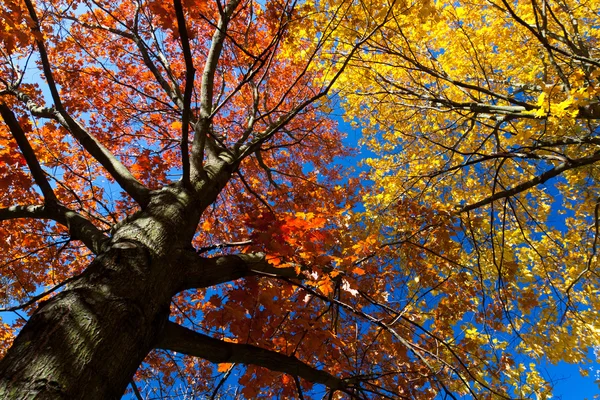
{"left": 0, "top": 185, "right": 208, "bottom": 398}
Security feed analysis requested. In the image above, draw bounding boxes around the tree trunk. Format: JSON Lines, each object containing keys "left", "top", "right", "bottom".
{"left": 0, "top": 186, "right": 202, "bottom": 399}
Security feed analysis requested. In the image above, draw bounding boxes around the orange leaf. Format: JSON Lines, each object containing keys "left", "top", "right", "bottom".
{"left": 281, "top": 374, "right": 292, "bottom": 385}
{"left": 217, "top": 363, "right": 233, "bottom": 372}
{"left": 318, "top": 277, "right": 334, "bottom": 296}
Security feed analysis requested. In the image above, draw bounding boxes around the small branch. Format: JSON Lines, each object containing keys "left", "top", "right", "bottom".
{"left": 295, "top": 375, "right": 306, "bottom": 400}
{"left": 255, "top": 150, "right": 279, "bottom": 188}
{"left": 457, "top": 149, "right": 600, "bottom": 213}
{"left": 236, "top": 10, "right": 388, "bottom": 162}
{"left": 131, "top": 33, "right": 183, "bottom": 107}
{"left": 236, "top": 170, "right": 273, "bottom": 212}
{"left": 157, "top": 321, "right": 348, "bottom": 391}
{"left": 565, "top": 196, "right": 600, "bottom": 296}
{"left": 282, "top": 279, "right": 487, "bottom": 399}
{"left": 210, "top": 363, "right": 235, "bottom": 400}
{"left": 195, "top": 240, "right": 252, "bottom": 254}
{"left": 0, "top": 273, "right": 81, "bottom": 312}
{"left": 499, "top": 0, "right": 600, "bottom": 68}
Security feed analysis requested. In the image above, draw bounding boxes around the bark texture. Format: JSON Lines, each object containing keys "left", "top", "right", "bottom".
{"left": 0, "top": 187, "right": 200, "bottom": 399}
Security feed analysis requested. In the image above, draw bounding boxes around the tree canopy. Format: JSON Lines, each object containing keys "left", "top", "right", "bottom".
{"left": 0, "top": 0, "right": 598, "bottom": 398}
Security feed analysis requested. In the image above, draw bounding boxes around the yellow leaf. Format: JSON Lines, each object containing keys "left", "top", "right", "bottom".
{"left": 318, "top": 277, "right": 334, "bottom": 296}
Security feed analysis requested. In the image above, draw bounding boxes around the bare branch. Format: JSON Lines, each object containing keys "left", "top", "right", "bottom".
{"left": 236, "top": 2, "right": 392, "bottom": 161}
{"left": 499, "top": 0, "right": 600, "bottom": 68}
{"left": 157, "top": 321, "right": 349, "bottom": 391}
{"left": 458, "top": 149, "right": 600, "bottom": 213}
{"left": 0, "top": 272, "right": 81, "bottom": 312}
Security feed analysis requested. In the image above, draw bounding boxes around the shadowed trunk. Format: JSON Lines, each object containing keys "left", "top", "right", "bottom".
{"left": 0, "top": 186, "right": 202, "bottom": 399}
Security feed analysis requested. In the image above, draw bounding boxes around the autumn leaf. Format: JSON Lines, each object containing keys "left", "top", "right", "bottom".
{"left": 217, "top": 363, "right": 233, "bottom": 373}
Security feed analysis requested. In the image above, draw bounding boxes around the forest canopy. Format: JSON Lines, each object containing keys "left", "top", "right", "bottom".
{"left": 0, "top": 0, "right": 599, "bottom": 398}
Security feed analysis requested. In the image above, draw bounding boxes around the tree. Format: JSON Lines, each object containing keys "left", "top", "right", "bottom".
{"left": 0, "top": 0, "right": 369, "bottom": 398}
{"left": 0, "top": 0, "right": 598, "bottom": 399}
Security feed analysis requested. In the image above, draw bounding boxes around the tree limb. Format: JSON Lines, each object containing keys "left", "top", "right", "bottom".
{"left": 177, "top": 251, "right": 302, "bottom": 292}
{"left": 190, "top": 0, "right": 241, "bottom": 179}
{"left": 157, "top": 321, "right": 348, "bottom": 391}
{"left": 0, "top": 205, "right": 47, "bottom": 221}
{"left": 172, "top": 0, "right": 195, "bottom": 186}
{"left": 0, "top": 104, "right": 58, "bottom": 204}
{"left": 458, "top": 149, "right": 600, "bottom": 213}
{"left": 0, "top": 204, "right": 109, "bottom": 255}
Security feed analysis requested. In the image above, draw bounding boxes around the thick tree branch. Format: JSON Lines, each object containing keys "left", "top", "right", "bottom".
{"left": 190, "top": 0, "right": 241, "bottom": 179}
{"left": 173, "top": 0, "right": 194, "bottom": 185}
{"left": 22, "top": 0, "right": 151, "bottom": 207}
{"left": 0, "top": 204, "right": 109, "bottom": 255}
{"left": 52, "top": 205, "right": 110, "bottom": 254}
{"left": 458, "top": 149, "right": 600, "bottom": 213}
{"left": 177, "top": 251, "right": 302, "bottom": 292}
{"left": 0, "top": 105, "right": 108, "bottom": 253}
{"left": 0, "top": 104, "right": 57, "bottom": 204}
{"left": 157, "top": 321, "right": 348, "bottom": 391}
{"left": 0, "top": 205, "right": 47, "bottom": 221}
{"left": 6, "top": 90, "right": 54, "bottom": 118}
